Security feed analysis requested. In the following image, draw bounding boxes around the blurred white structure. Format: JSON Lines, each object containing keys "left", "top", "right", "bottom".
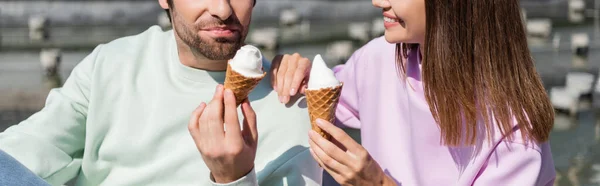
{"left": 551, "top": 87, "right": 579, "bottom": 116}
{"left": 527, "top": 19, "right": 552, "bottom": 38}
{"left": 567, "top": 72, "right": 595, "bottom": 95}
{"left": 247, "top": 27, "right": 279, "bottom": 51}
{"left": 280, "top": 9, "right": 300, "bottom": 27}
{"left": 157, "top": 12, "right": 171, "bottom": 29}
{"left": 299, "top": 20, "right": 311, "bottom": 38}
{"left": 571, "top": 33, "right": 590, "bottom": 57}
{"left": 40, "top": 48, "right": 62, "bottom": 76}
{"left": 553, "top": 33, "right": 561, "bottom": 51}
{"left": 28, "top": 16, "right": 48, "bottom": 41}
{"left": 569, "top": 0, "right": 586, "bottom": 23}
{"left": 348, "top": 22, "right": 370, "bottom": 43}
{"left": 551, "top": 72, "right": 595, "bottom": 116}
{"left": 280, "top": 19, "right": 311, "bottom": 40}
{"left": 371, "top": 18, "right": 385, "bottom": 38}
{"left": 326, "top": 40, "right": 354, "bottom": 65}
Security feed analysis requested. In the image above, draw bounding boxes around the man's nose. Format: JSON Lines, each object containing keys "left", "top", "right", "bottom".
{"left": 372, "top": 0, "right": 391, "bottom": 9}
{"left": 208, "top": 0, "right": 232, "bottom": 20}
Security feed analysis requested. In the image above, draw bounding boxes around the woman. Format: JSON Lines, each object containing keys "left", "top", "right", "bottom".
{"left": 271, "top": 0, "right": 556, "bottom": 185}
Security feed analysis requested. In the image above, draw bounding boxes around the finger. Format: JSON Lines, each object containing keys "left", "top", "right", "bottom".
{"left": 207, "top": 85, "right": 225, "bottom": 136}
{"left": 276, "top": 54, "right": 290, "bottom": 102}
{"left": 188, "top": 103, "right": 207, "bottom": 139}
{"left": 309, "top": 130, "right": 355, "bottom": 168}
{"left": 241, "top": 100, "right": 258, "bottom": 146}
{"left": 281, "top": 53, "right": 301, "bottom": 103}
{"left": 223, "top": 89, "right": 242, "bottom": 140}
{"left": 300, "top": 82, "right": 308, "bottom": 94}
{"left": 316, "top": 119, "right": 362, "bottom": 152}
{"left": 282, "top": 53, "right": 300, "bottom": 103}
{"left": 289, "top": 57, "right": 310, "bottom": 96}
{"left": 270, "top": 55, "right": 284, "bottom": 89}
{"left": 309, "top": 148, "right": 347, "bottom": 185}
{"left": 309, "top": 137, "right": 349, "bottom": 176}
{"left": 212, "top": 84, "right": 223, "bottom": 100}
{"left": 309, "top": 148, "right": 323, "bottom": 167}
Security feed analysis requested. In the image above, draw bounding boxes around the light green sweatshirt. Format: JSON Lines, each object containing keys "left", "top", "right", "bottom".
{"left": 0, "top": 26, "right": 322, "bottom": 186}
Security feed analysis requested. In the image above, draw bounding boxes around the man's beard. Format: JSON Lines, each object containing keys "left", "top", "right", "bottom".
{"left": 172, "top": 12, "right": 247, "bottom": 60}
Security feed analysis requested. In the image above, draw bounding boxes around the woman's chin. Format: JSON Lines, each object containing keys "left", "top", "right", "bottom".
{"left": 383, "top": 32, "right": 408, "bottom": 44}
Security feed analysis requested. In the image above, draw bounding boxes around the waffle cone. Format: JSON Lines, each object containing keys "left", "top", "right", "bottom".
{"left": 305, "top": 83, "right": 343, "bottom": 140}
{"left": 224, "top": 63, "right": 266, "bottom": 105}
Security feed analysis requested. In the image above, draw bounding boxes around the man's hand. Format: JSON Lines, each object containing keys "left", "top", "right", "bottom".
{"left": 270, "top": 53, "right": 311, "bottom": 104}
{"left": 188, "top": 84, "right": 259, "bottom": 183}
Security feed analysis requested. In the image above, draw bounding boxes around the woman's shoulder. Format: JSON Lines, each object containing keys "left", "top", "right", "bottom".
{"left": 345, "top": 36, "right": 396, "bottom": 68}
{"left": 357, "top": 36, "right": 396, "bottom": 57}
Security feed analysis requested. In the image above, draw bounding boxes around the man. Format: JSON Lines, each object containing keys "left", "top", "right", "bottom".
{"left": 0, "top": 0, "right": 321, "bottom": 185}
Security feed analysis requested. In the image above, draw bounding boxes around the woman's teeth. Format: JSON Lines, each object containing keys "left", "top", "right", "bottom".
{"left": 384, "top": 17, "right": 399, "bottom": 23}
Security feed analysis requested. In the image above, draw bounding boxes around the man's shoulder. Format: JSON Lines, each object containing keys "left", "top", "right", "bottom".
{"left": 72, "top": 26, "right": 172, "bottom": 85}
{"left": 95, "top": 26, "right": 172, "bottom": 59}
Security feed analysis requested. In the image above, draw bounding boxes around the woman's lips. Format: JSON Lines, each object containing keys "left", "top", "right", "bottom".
{"left": 383, "top": 13, "right": 404, "bottom": 29}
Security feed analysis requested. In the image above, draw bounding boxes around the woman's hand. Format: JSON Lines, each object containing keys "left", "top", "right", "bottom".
{"left": 270, "top": 53, "right": 311, "bottom": 104}
{"left": 308, "top": 119, "right": 397, "bottom": 186}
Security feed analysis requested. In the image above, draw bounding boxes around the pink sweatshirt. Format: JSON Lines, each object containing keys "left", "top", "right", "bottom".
{"left": 333, "top": 37, "right": 556, "bottom": 185}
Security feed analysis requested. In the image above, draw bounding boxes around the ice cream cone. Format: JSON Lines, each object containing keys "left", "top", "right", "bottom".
{"left": 305, "top": 83, "right": 343, "bottom": 140}
{"left": 224, "top": 63, "right": 266, "bottom": 105}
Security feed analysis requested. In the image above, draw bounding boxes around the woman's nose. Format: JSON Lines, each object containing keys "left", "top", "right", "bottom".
{"left": 372, "top": 0, "right": 391, "bottom": 9}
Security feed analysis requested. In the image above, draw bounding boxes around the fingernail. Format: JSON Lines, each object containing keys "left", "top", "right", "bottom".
{"left": 290, "top": 88, "right": 296, "bottom": 96}
{"left": 225, "top": 89, "right": 232, "bottom": 98}
{"left": 278, "top": 96, "right": 283, "bottom": 103}
{"left": 273, "top": 85, "right": 278, "bottom": 90}
{"left": 283, "top": 96, "right": 290, "bottom": 103}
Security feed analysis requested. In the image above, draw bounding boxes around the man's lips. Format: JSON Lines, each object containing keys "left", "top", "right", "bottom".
{"left": 200, "top": 26, "right": 240, "bottom": 37}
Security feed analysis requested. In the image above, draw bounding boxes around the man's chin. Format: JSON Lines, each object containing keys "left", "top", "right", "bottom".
{"left": 193, "top": 42, "right": 241, "bottom": 60}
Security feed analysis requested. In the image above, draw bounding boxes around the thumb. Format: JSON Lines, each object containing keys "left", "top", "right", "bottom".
{"left": 241, "top": 100, "right": 258, "bottom": 146}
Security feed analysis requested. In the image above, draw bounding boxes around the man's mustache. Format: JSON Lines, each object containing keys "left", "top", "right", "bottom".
{"left": 195, "top": 16, "right": 243, "bottom": 31}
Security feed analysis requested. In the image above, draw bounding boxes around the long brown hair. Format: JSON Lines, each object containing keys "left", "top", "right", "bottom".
{"left": 397, "top": 0, "right": 554, "bottom": 146}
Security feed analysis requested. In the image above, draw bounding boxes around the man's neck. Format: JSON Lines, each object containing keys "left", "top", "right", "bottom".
{"left": 174, "top": 35, "right": 228, "bottom": 72}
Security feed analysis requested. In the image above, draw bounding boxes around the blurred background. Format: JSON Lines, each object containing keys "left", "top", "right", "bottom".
{"left": 1, "top": 0, "right": 600, "bottom": 185}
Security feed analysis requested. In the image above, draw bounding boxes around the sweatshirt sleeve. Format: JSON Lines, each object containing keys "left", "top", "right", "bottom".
{"left": 209, "top": 168, "right": 258, "bottom": 186}
{"left": 332, "top": 46, "right": 367, "bottom": 130}
{"left": 0, "top": 45, "right": 103, "bottom": 185}
{"left": 472, "top": 142, "right": 556, "bottom": 186}
{"left": 209, "top": 149, "right": 322, "bottom": 186}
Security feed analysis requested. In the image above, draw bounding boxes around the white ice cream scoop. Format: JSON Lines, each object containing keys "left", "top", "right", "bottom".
{"left": 229, "top": 45, "right": 264, "bottom": 78}
{"left": 308, "top": 54, "right": 341, "bottom": 90}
